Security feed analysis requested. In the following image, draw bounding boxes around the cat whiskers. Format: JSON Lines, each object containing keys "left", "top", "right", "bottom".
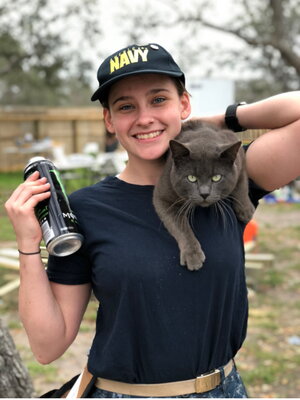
{"left": 214, "top": 199, "right": 235, "bottom": 230}
{"left": 214, "top": 201, "right": 226, "bottom": 228}
{"left": 182, "top": 200, "right": 196, "bottom": 232}
{"left": 165, "top": 197, "right": 185, "bottom": 214}
{"left": 169, "top": 198, "right": 195, "bottom": 231}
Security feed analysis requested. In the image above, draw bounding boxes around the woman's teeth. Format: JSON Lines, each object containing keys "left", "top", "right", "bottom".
{"left": 135, "top": 131, "right": 162, "bottom": 140}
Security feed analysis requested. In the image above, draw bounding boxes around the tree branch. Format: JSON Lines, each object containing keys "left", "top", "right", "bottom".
{"left": 268, "top": 0, "right": 300, "bottom": 75}
{"left": 179, "top": 10, "right": 300, "bottom": 76}
{"left": 270, "top": 0, "right": 285, "bottom": 40}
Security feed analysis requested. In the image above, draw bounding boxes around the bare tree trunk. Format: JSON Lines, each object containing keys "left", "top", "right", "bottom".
{"left": 0, "top": 319, "right": 34, "bottom": 398}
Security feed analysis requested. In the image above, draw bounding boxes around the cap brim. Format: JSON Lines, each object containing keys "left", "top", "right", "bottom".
{"left": 91, "top": 88, "right": 102, "bottom": 102}
{"left": 91, "top": 69, "right": 185, "bottom": 102}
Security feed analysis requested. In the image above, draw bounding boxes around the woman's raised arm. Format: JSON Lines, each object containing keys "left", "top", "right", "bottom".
{"left": 238, "top": 91, "right": 300, "bottom": 191}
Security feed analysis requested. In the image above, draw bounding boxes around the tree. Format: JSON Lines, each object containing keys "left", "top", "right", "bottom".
{"left": 0, "top": 319, "right": 34, "bottom": 397}
{"left": 118, "top": 0, "right": 300, "bottom": 101}
{"left": 177, "top": 0, "right": 299, "bottom": 101}
{"left": 0, "top": 0, "right": 102, "bottom": 106}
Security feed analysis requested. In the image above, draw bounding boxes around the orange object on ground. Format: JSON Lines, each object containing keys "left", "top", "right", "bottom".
{"left": 243, "top": 219, "right": 258, "bottom": 243}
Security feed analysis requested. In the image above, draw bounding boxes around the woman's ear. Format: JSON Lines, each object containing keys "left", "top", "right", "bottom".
{"left": 180, "top": 92, "right": 191, "bottom": 120}
{"left": 103, "top": 108, "right": 115, "bottom": 133}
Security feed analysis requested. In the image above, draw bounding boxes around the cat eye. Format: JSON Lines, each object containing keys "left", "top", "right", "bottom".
{"left": 211, "top": 174, "right": 222, "bottom": 182}
{"left": 187, "top": 175, "right": 198, "bottom": 183}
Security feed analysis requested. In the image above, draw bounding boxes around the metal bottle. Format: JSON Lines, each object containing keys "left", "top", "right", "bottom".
{"left": 24, "top": 157, "right": 83, "bottom": 257}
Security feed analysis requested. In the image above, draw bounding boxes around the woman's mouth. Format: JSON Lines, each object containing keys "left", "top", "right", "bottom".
{"left": 134, "top": 130, "right": 163, "bottom": 140}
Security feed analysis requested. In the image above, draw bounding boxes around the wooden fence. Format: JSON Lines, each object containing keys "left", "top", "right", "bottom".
{"left": 0, "top": 106, "right": 105, "bottom": 171}
{"left": 0, "top": 106, "right": 268, "bottom": 171}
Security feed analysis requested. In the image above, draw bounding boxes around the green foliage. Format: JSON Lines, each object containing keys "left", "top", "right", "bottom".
{"left": 0, "top": 0, "right": 102, "bottom": 106}
{"left": 236, "top": 79, "right": 285, "bottom": 105}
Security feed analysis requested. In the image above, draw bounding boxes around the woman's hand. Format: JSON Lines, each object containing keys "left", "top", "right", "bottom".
{"left": 5, "top": 171, "right": 51, "bottom": 252}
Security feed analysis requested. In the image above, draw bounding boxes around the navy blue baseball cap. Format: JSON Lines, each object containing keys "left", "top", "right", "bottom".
{"left": 91, "top": 43, "right": 185, "bottom": 103}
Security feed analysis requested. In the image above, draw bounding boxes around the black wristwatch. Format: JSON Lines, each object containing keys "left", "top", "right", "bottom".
{"left": 225, "top": 102, "right": 247, "bottom": 132}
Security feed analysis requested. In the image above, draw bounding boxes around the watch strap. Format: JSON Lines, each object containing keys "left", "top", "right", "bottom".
{"left": 225, "top": 102, "right": 247, "bottom": 132}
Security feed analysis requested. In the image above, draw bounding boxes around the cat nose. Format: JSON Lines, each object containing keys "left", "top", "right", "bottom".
{"left": 201, "top": 193, "right": 209, "bottom": 200}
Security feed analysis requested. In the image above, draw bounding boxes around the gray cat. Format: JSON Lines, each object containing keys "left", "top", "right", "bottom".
{"left": 153, "top": 120, "right": 255, "bottom": 271}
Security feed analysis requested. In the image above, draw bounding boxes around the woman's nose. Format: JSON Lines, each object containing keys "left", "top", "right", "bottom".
{"left": 136, "top": 107, "right": 154, "bottom": 126}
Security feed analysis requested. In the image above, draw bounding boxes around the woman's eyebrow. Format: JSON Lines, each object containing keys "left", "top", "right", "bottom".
{"left": 147, "top": 88, "right": 171, "bottom": 95}
{"left": 112, "top": 96, "right": 132, "bottom": 105}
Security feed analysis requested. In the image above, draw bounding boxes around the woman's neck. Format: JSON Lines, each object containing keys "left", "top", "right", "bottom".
{"left": 118, "top": 157, "right": 166, "bottom": 186}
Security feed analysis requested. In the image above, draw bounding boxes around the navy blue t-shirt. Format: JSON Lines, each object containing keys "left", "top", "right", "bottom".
{"left": 47, "top": 175, "right": 267, "bottom": 383}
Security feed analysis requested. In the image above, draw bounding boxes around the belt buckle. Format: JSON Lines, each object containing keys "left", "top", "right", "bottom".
{"left": 195, "top": 370, "right": 221, "bottom": 393}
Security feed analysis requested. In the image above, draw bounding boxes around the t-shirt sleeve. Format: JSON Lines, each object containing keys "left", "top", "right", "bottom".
{"left": 46, "top": 243, "right": 92, "bottom": 284}
{"left": 248, "top": 178, "right": 270, "bottom": 208}
{"left": 243, "top": 143, "right": 271, "bottom": 207}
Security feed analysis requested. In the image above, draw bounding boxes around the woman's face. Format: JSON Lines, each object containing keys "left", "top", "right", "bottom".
{"left": 103, "top": 74, "right": 191, "bottom": 162}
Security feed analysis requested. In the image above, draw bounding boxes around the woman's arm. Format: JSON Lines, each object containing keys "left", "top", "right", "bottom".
{"left": 237, "top": 91, "right": 300, "bottom": 191}
{"left": 199, "top": 91, "right": 300, "bottom": 191}
{"left": 5, "top": 172, "right": 91, "bottom": 364}
{"left": 19, "top": 260, "right": 91, "bottom": 364}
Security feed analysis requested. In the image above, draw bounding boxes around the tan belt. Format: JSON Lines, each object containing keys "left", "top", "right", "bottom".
{"left": 95, "top": 359, "right": 234, "bottom": 397}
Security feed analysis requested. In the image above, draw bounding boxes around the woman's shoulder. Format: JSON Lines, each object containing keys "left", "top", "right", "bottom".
{"left": 69, "top": 176, "right": 117, "bottom": 199}
{"left": 68, "top": 176, "right": 133, "bottom": 210}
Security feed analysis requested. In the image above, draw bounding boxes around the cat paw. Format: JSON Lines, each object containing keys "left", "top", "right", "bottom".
{"left": 234, "top": 203, "right": 255, "bottom": 223}
{"left": 180, "top": 249, "right": 206, "bottom": 271}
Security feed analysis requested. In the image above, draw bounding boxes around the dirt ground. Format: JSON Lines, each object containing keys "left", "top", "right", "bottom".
{"left": 236, "top": 203, "right": 300, "bottom": 398}
{"left": 3, "top": 202, "right": 300, "bottom": 398}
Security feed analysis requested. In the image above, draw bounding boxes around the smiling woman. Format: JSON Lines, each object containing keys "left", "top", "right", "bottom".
{"left": 101, "top": 74, "right": 190, "bottom": 178}
{"left": 4, "top": 42, "right": 300, "bottom": 398}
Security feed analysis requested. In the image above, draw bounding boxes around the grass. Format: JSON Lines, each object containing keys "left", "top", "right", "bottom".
{"left": 7, "top": 320, "right": 23, "bottom": 330}
{"left": 236, "top": 202, "right": 300, "bottom": 397}
{"left": 261, "top": 269, "right": 285, "bottom": 287}
{"left": 27, "top": 362, "right": 58, "bottom": 378}
{"left": 0, "top": 171, "right": 23, "bottom": 190}
{"left": 0, "top": 218, "right": 15, "bottom": 241}
{"left": 0, "top": 170, "right": 93, "bottom": 242}
{"left": 242, "top": 364, "right": 282, "bottom": 385}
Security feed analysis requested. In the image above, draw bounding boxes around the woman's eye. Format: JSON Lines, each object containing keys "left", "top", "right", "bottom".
{"left": 187, "top": 175, "right": 197, "bottom": 183}
{"left": 119, "top": 104, "right": 133, "bottom": 111}
{"left": 153, "top": 97, "right": 165, "bottom": 104}
{"left": 212, "top": 174, "right": 222, "bottom": 182}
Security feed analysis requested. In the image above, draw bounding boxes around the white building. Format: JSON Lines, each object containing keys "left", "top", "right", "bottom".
{"left": 186, "top": 77, "right": 235, "bottom": 117}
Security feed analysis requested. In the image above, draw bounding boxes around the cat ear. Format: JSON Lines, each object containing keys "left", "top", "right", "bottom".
{"left": 219, "top": 141, "right": 242, "bottom": 163}
{"left": 169, "top": 140, "right": 190, "bottom": 160}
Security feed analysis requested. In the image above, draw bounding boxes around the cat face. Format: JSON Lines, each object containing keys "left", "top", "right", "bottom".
{"left": 169, "top": 139, "right": 241, "bottom": 207}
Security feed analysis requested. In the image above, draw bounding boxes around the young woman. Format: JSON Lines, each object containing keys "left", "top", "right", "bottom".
{"left": 5, "top": 43, "right": 300, "bottom": 398}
